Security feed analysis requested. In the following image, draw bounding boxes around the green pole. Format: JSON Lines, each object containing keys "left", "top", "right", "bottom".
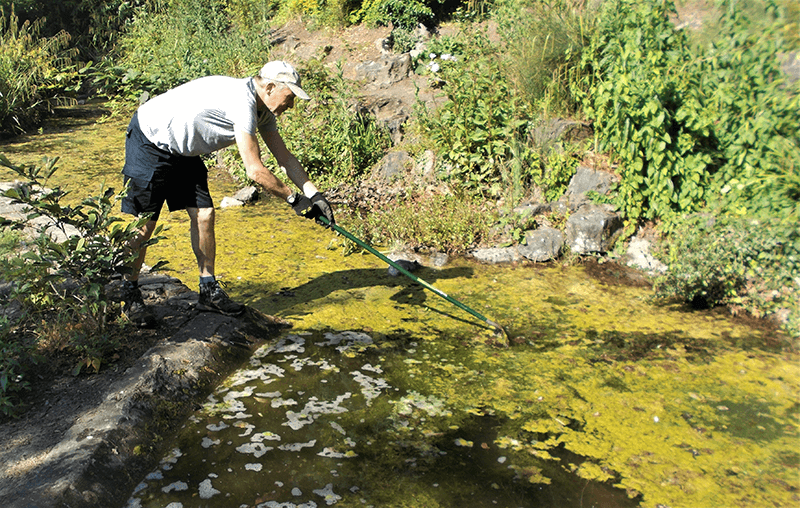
{"left": 319, "top": 217, "right": 508, "bottom": 343}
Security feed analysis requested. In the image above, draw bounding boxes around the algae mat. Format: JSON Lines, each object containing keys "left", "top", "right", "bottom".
{"left": 1, "top": 107, "right": 798, "bottom": 507}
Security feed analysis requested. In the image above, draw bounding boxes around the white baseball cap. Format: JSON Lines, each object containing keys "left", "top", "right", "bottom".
{"left": 259, "top": 60, "right": 310, "bottom": 100}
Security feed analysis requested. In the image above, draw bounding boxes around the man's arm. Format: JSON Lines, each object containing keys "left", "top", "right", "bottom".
{"left": 260, "top": 128, "right": 319, "bottom": 197}
{"left": 234, "top": 128, "right": 296, "bottom": 200}
{"left": 235, "top": 127, "right": 334, "bottom": 225}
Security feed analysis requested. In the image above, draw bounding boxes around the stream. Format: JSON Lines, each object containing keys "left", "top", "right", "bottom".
{"left": 1, "top": 106, "right": 797, "bottom": 508}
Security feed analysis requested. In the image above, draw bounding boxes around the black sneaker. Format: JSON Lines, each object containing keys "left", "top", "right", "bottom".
{"left": 198, "top": 280, "right": 245, "bottom": 316}
{"left": 121, "top": 281, "right": 156, "bottom": 328}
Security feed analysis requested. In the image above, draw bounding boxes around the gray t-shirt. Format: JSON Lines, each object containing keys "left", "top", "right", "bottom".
{"left": 136, "top": 76, "right": 277, "bottom": 157}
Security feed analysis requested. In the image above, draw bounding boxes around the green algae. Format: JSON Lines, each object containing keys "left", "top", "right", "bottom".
{"left": 3, "top": 107, "right": 798, "bottom": 508}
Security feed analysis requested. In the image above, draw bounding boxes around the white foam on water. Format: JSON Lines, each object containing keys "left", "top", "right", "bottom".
{"left": 313, "top": 483, "right": 342, "bottom": 505}
{"left": 162, "top": 481, "right": 188, "bottom": 493}
{"left": 198, "top": 478, "right": 221, "bottom": 499}
{"left": 207, "top": 421, "right": 229, "bottom": 431}
{"left": 252, "top": 431, "right": 282, "bottom": 442}
{"left": 201, "top": 437, "right": 220, "bottom": 448}
{"left": 235, "top": 442, "right": 274, "bottom": 458}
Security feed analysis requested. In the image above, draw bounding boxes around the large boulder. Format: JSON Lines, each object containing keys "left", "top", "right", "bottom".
{"left": 354, "top": 54, "right": 412, "bottom": 89}
{"left": 518, "top": 228, "right": 564, "bottom": 262}
{"left": 562, "top": 165, "right": 618, "bottom": 211}
{"left": 565, "top": 205, "right": 623, "bottom": 254}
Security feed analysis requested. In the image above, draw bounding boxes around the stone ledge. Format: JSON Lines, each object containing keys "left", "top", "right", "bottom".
{"left": 1, "top": 278, "right": 290, "bottom": 508}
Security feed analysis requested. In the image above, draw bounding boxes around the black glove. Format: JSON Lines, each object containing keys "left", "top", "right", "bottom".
{"left": 288, "top": 192, "right": 313, "bottom": 216}
{"left": 287, "top": 192, "right": 335, "bottom": 227}
{"left": 309, "top": 192, "right": 335, "bottom": 227}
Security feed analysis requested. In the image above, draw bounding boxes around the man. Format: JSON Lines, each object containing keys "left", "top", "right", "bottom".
{"left": 120, "top": 60, "right": 334, "bottom": 326}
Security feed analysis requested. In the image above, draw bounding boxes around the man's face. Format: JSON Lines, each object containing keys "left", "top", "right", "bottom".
{"left": 266, "top": 85, "right": 296, "bottom": 116}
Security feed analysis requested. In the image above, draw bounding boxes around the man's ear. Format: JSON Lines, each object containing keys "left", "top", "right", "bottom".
{"left": 264, "top": 82, "right": 276, "bottom": 95}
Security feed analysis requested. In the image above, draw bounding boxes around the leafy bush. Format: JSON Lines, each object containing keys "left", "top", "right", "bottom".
{"left": 351, "top": 0, "right": 443, "bottom": 52}
{"left": 0, "top": 154, "right": 165, "bottom": 372}
{"left": 0, "top": 6, "right": 78, "bottom": 135}
{"left": 655, "top": 212, "right": 799, "bottom": 336}
{"left": 276, "top": 0, "right": 353, "bottom": 28}
{"left": 578, "top": 0, "right": 716, "bottom": 223}
{"left": 580, "top": 0, "right": 798, "bottom": 226}
{"left": 416, "top": 27, "right": 533, "bottom": 196}
{"left": 0, "top": 318, "right": 38, "bottom": 417}
{"left": 701, "top": 1, "right": 800, "bottom": 221}
{"left": 0, "top": 0, "right": 139, "bottom": 60}
{"left": 112, "top": 0, "right": 272, "bottom": 99}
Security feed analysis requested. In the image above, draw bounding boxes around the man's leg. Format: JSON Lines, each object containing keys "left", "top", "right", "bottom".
{"left": 189, "top": 206, "right": 244, "bottom": 315}
{"left": 120, "top": 218, "right": 159, "bottom": 328}
{"left": 126, "top": 219, "right": 160, "bottom": 282}
{"left": 187, "top": 206, "right": 216, "bottom": 277}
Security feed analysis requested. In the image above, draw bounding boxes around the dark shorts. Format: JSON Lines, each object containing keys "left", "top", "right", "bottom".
{"left": 121, "top": 113, "right": 213, "bottom": 222}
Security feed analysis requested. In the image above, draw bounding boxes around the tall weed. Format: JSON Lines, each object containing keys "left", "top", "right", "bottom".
{"left": 0, "top": 6, "right": 77, "bottom": 135}
{"left": 494, "top": 0, "right": 595, "bottom": 116}
{"left": 358, "top": 192, "right": 494, "bottom": 253}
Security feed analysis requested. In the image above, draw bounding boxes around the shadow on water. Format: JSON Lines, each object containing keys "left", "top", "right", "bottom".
{"left": 125, "top": 331, "right": 641, "bottom": 508}
{"left": 237, "top": 265, "right": 479, "bottom": 319}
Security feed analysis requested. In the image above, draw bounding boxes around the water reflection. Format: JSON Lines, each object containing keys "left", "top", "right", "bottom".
{"left": 126, "top": 331, "right": 637, "bottom": 508}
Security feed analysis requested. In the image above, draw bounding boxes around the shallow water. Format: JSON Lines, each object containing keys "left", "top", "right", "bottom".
{"left": 2, "top": 107, "right": 798, "bottom": 508}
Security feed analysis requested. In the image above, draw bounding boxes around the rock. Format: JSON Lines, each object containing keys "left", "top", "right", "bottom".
{"left": 375, "top": 37, "right": 392, "bottom": 55}
{"left": 374, "top": 151, "right": 414, "bottom": 183}
{"left": 562, "top": 165, "right": 618, "bottom": 210}
{"left": 220, "top": 196, "right": 244, "bottom": 208}
{"left": 565, "top": 205, "right": 623, "bottom": 254}
{"left": 0, "top": 274, "right": 290, "bottom": 508}
{"left": 427, "top": 251, "right": 448, "bottom": 267}
{"left": 387, "top": 259, "right": 422, "bottom": 277}
{"left": 782, "top": 51, "right": 800, "bottom": 84}
{"left": 361, "top": 95, "right": 410, "bottom": 145}
{"left": 354, "top": 54, "right": 412, "bottom": 89}
{"left": 232, "top": 185, "right": 259, "bottom": 203}
{"left": 624, "top": 235, "right": 667, "bottom": 275}
{"left": 470, "top": 246, "right": 523, "bottom": 264}
{"left": 512, "top": 202, "right": 552, "bottom": 221}
{"left": 529, "top": 118, "right": 593, "bottom": 154}
{"left": 518, "top": 228, "right": 564, "bottom": 262}
{"left": 419, "top": 150, "right": 436, "bottom": 181}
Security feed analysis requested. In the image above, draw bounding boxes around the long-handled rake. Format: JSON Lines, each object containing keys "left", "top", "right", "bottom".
{"left": 319, "top": 217, "right": 508, "bottom": 345}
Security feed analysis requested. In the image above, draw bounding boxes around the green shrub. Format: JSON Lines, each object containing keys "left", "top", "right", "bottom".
{"left": 655, "top": 212, "right": 799, "bottom": 336}
{"left": 0, "top": 6, "right": 77, "bottom": 135}
{"left": 0, "top": 318, "right": 38, "bottom": 417}
{"left": 275, "top": 0, "right": 352, "bottom": 28}
{"left": 580, "top": 0, "right": 798, "bottom": 226}
{"left": 351, "top": 0, "right": 443, "bottom": 52}
{"left": 578, "top": 0, "right": 716, "bottom": 223}
{"left": 111, "top": 0, "right": 272, "bottom": 99}
{"left": 416, "top": 27, "right": 533, "bottom": 197}
{"left": 0, "top": 154, "right": 165, "bottom": 333}
{"left": 701, "top": 1, "right": 800, "bottom": 221}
